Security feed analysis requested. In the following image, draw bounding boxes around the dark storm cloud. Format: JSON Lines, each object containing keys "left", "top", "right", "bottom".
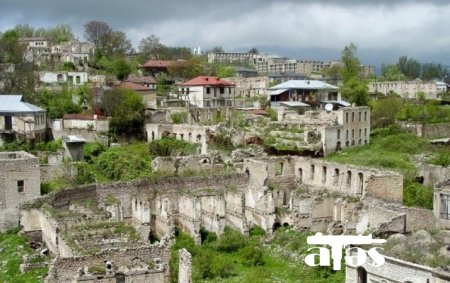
{"left": 1, "top": 0, "right": 450, "bottom": 63}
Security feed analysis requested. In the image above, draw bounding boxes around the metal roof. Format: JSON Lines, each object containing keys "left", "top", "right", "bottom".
{"left": 269, "top": 89, "right": 288, "bottom": 96}
{"left": 0, "top": 95, "right": 46, "bottom": 114}
{"left": 321, "top": 100, "right": 351, "bottom": 107}
{"left": 62, "top": 135, "right": 87, "bottom": 143}
{"left": 280, "top": 101, "right": 311, "bottom": 107}
{"left": 269, "top": 80, "right": 339, "bottom": 91}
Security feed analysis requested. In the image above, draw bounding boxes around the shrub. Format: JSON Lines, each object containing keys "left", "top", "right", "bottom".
{"left": 240, "top": 245, "right": 264, "bottom": 266}
{"left": 403, "top": 180, "right": 433, "bottom": 209}
{"left": 249, "top": 225, "right": 266, "bottom": 236}
{"left": 170, "top": 112, "right": 188, "bottom": 124}
{"left": 200, "top": 227, "right": 217, "bottom": 244}
{"left": 83, "top": 142, "right": 105, "bottom": 163}
{"left": 148, "top": 137, "right": 197, "bottom": 157}
{"left": 214, "top": 226, "right": 246, "bottom": 252}
{"left": 95, "top": 143, "right": 152, "bottom": 180}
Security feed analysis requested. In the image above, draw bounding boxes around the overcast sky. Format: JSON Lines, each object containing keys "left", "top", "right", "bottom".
{"left": 1, "top": 0, "right": 450, "bottom": 66}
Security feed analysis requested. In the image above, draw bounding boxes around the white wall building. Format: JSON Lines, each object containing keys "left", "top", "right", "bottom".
{"left": 179, "top": 76, "right": 235, "bottom": 108}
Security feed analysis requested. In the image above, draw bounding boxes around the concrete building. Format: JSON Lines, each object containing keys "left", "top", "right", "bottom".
{"left": 345, "top": 252, "right": 450, "bottom": 283}
{"left": 50, "top": 40, "right": 95, "bottom": 65}
{"left": 18, "top": 37, "right": 52, "bottom": 63}
{"left": 207, "top": 52, "right": 257, "bottom": 64}
{"left": 39, "top": 71, "right": 88, "bottom": 86}
{"left": 434, "top": 179, "right": 450, "bottom": 229}
{"left": 225, "top": 76, "right": 269, "bottom": 98}
{"left": 0, "top": 95, "right": 47, "bottom": 144}
{"left": 62, "top": 135, "right": 87, "bottom": 161}
{"left": 0, "top": 151, "right": 40, "bottom": 232}
{"left": 179, "top": 76, "right": 235, "bottom": 108}
{"left": 369, "top": 79, "right": 447, "bottom": 99}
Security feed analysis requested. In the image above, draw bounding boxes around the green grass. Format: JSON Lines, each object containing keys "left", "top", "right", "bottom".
{"left": 326, "top": 127, "right": 446, "bottom": 209}
{"left": 169, "top": 227, "right": 344, "bottom": 283}
{"left": 0, "top": 229, "right": 49, "bottom": 283}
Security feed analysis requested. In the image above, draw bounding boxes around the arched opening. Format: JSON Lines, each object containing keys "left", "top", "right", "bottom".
{"left": 345, "top": 141, "right": 350, "bottom": 147}
{"left": 283, "top": 222, "right": 290, "bottom": 228}
{"left": 115, "top": 273, "right": 125, "bottom": 283}
{"left": 188, "top": 132, "right": 192, "bottom": 142}
{"left": 151, "top": 131, "right": 155, "bottom": 141}
{"left": 196, "top": 134, "right": 202, "bottom": 143}
{"left": 351, "top": 140, "right": 355, "bottom": 146}
{"left": 162, "top": 131, "right": 170, "bottom": 137}
{"left": 322, "top": 166, "right": 327, "bottom": 184}
{"left": 357, "top": 267, "right": 367, "bottom": 283}
{"left": 273, "top": 222, "right": 282, "bottom": 231}
{"left": 336, "top": 141, "right": 342, "bottom": 151}
{"left": 334, "top": 168, "right": 339, "bottom": 185}
{"left": 358, "top": 139, "right": 362, "bottom": 145}
{"left": 347, "top": 171, "right": 352, "bottom": 187}
{"left": 245, "top": 168, "right": 250, "bottom": 177}
{"left": 298, "top": 168, "right": 303, "bottom": 184}
{"left": 310, "top": 164, "right": 315, "bottom": 180}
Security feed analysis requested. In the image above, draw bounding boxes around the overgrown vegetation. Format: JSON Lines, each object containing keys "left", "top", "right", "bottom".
{"left": 148, "top": 136, "right": 198, "bottom": 157}
{"left": 0, "top": 228, "right": 49, "bottom": 282}
{"left": 326, "top": 126, "right": 448, "bottom": 209}
{"left": 396, "top": 101, "right": 450, "bottom": 124}
{"left": 169, "top": 227, "right": 344, "bottom": 283}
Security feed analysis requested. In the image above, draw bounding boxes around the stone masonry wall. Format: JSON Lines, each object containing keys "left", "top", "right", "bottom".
{"left": 178, "top": 248, "right": 192, "bottom": 283}
{"left": 0, "top": 151, "right": 40, "bottom": 232}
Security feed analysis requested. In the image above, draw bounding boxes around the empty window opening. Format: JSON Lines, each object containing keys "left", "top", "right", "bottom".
{"left": 347, "top": 171, "right": 352, "bottom": 187}
{"left": 310, "top": 165, "right": 315, "bottom": 180}
{"left": 334, "top": 168, "right": 340, "bottom": 185}
{"left": 275, "top": 163, "right": 284, "bottom": 176}
{"left": 322, "top": 166, "right": 327, "bottom": 184}
{"left": 17, "top": 180, "right": 24, "bottom": 192}
{"left": 441, "top": 194, "right": 450, "bottom": 220}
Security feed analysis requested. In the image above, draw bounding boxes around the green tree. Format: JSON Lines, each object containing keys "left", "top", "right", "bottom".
{"left": 84, "top": 21, "right": 113, "bottom": 46}
{"left": 339, "top": 43, "right": 369, "bottom": 105}
{"left": 0, "top": 30, "right": 37, "bottom": 99}
{"left": 36, "top": 87, "right": 83, "bottom": 119}
{"left": 112, "top": 57, "right": 132, "bottom": 80}
{"left": 211, "top": 46, "right": 224, "bottom": 53}
{"left": 397, "top": 56, "right": 421, "bottom": 79}
{"left": 102, "top": 89, "right": 145, "bottom": 139}
{"left": 217, "top": 65, "right": 236, "bottom": 78}
{"left": 380, "top": 64, "right": 407, "bottom": 81}
{"left": 139, "top": 34, "right": 164, "bottom": 60}
{"left": 248, "top": 47, "right": 259, "bottom": 54}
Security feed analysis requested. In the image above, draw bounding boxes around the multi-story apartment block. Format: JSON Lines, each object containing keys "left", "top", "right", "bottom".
{"left": 207, "top": 52, "right": 257, "bottom": 64}
{"left": 369, "top": 80, "right": 447, "bottom": 99}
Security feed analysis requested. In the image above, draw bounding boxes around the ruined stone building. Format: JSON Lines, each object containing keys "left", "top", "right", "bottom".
{"left": 0, "top": 151, "right": 40, "bottom": 232}
{"left": 274, "top": 106, "right": 371, "bottom": 156}
{"left": 17, "top": 150, "right": 448, "bottom": 282}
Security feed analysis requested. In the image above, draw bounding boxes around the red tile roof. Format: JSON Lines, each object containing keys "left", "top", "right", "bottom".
{"left": 140, "top": 60, "right": 175, "bottom": 68}
{"left": 117, "top": 81, "right": 151, "bottom": 91}
{"left": 180, "top": 76, "right": 234, "bottom": 87}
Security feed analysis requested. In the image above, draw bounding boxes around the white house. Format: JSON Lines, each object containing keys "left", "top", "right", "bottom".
{"left": 179, "top": 76, "right": 235, "bottom": 108}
